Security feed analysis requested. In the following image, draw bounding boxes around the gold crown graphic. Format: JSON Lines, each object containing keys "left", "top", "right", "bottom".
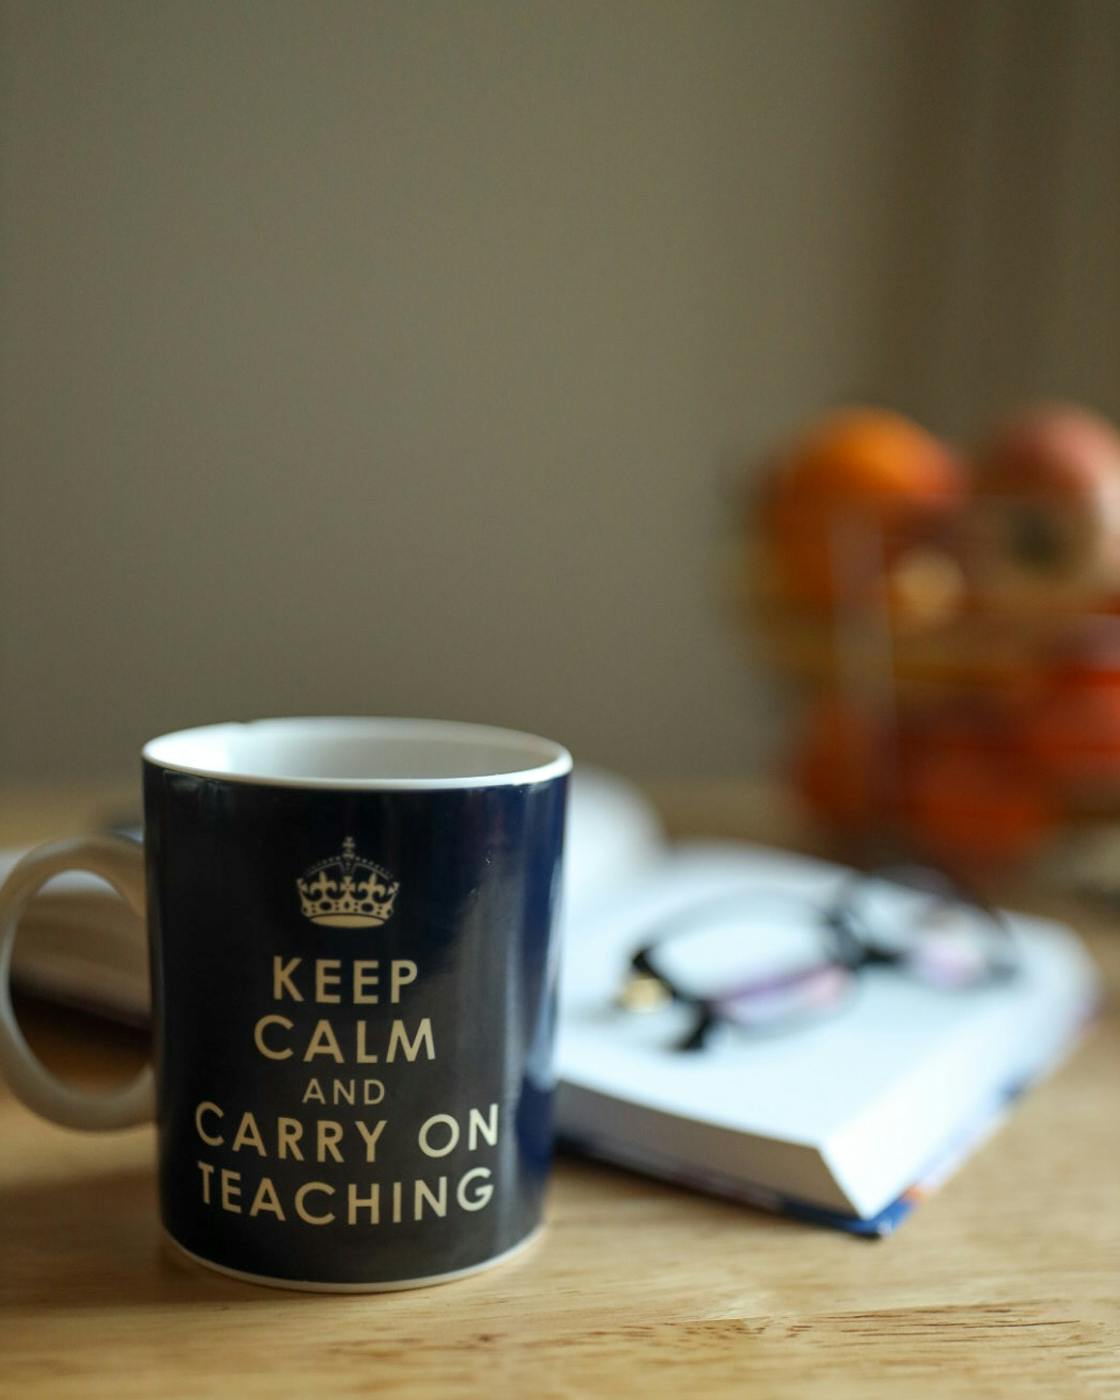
{"left": 297, "top": 837, "right": 399, "bottom": 928}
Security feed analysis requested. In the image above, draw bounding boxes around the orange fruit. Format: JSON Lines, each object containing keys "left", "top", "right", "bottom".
{"left": 761, "top": 408, "right": 965, "bottom": 608}
{"left": 895, "top": 709, "right": 1054, "bottom": 870}
{"left": 1024, "top": 627, "right": 1120, "bottom": 793}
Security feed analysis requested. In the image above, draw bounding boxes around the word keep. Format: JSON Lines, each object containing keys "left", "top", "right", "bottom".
{"left": 272, "top": 956, "right": 417, "bottom": 1005}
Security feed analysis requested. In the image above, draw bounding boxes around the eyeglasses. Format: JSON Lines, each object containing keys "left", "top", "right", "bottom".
{"left": 616, "top": 864, "right": 1019, "bottom": 1051}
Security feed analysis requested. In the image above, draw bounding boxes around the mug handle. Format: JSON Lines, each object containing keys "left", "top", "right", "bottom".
{"left": 0, "top": 835, "right": 155, "bottom": 1130}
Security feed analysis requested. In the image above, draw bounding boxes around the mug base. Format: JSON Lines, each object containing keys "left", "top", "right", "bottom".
{"left": 161, "top": 1223, "right": 544, "bottom": 1293}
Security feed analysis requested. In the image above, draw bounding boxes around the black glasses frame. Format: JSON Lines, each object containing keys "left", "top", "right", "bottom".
{"left": 620, "top": 863, "right": 1020, "bottom": 1051}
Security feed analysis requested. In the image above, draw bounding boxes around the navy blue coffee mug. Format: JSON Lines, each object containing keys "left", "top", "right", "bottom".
{"left": 0, "top": 718, "right": 570, "bottom": 1291}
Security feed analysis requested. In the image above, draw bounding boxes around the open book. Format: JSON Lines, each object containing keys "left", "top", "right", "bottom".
{"left": 558, "top": 835, "right": 1098, "bottom": 1234}
{"left": 7, "top": 771, "right": 1099, "bottom": 1235}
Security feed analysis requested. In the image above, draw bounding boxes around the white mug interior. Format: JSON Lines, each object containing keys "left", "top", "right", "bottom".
{"left": 142, "top": 717, "right": 572, "bottom": 789}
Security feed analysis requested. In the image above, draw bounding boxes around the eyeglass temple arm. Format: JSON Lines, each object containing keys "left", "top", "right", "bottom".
{"left": 627, "top": 948, "right": 716, "bottom": 1051}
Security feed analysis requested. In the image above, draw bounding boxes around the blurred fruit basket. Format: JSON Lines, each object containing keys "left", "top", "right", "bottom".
{"left": 738, "top": 402, "right": 1120, "bottom": 875}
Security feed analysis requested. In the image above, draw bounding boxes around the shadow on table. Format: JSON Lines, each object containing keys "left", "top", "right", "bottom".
{"left": 2, "top": 1147, "right": 811, "bottom": 1315}
{"left": 554, "top": 1150, "right": 847, "bottom": 1240}
{"left": 1, "top": 1166, "right": 283, "bottom": 1311}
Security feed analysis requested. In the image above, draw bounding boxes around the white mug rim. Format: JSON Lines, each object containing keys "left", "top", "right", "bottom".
{"left": 142, "top": 716, "right": 572, "bottom": 791}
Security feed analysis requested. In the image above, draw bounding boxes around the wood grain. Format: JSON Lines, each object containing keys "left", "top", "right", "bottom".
{"left": 1, "top": 783, "right": 1117, "bottom": 1399}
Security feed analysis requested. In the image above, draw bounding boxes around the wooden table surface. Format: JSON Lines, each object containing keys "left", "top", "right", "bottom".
{"left": 1, "top": 782, "right": 1117, "bottom": 1399}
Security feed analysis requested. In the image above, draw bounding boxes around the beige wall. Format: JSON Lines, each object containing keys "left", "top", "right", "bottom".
{"left": 1, "top": 2, "right": 1115, "bottom": 780}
